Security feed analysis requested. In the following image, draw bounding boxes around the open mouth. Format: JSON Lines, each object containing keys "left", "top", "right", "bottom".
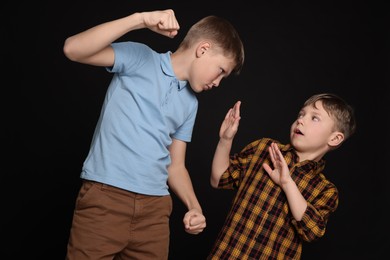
{"left": 295, "top": 128, "right": 303, "bottom": 135}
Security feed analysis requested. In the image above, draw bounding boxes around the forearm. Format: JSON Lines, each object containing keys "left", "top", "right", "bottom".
{"left": 63, "top": 12, "right": 143, "bottom": 62}
{"left": 168, "top": 166, "right": 202, "bottom": 212}
{"left": 282, "top": 180, "right": 307, "bottom": 221}
{"left": 210, "top": 138, "right": 233, "bottom": 188}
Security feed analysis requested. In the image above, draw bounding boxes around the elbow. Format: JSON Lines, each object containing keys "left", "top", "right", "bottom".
{"left": 302, "top": 228, "right": 326, "bottom": 243}
{"left": 63, "top": 37, "right": 81, "bottom": 62}
{"left": 210, "top": 175, "right": 219, "bottom": 189}
{"left": 210, "top": 167, "right": 227, "bottom": 188}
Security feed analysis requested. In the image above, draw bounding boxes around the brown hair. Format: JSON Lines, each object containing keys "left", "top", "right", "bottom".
{"left": 178, "top": 15, "right": 244, "bottom": 75}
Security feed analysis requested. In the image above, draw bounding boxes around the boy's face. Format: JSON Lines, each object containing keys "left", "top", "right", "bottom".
{"left": 289, "top": 100, "right": 336, "bottom": 155}
{"left": 188, "top": 47, "right": 236, "bottom": 93}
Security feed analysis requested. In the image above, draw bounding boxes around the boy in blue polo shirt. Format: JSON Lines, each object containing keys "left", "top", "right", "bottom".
{"left": 63, "top": 9, "right": 244, "bottom": 260}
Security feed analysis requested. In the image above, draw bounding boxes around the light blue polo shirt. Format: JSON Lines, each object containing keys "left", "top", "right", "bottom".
{"left": 80, "top": 42, "right": 198, "bottom": 196}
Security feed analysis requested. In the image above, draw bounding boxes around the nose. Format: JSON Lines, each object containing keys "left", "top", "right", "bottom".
{"left": 212, "top": 77, "right": 223, "bottom": 88}
{"left": 297, "top": 117, "right": 304, "bottom": 125}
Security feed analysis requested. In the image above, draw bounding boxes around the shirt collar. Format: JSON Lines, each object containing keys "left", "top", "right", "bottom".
{"left": 282, "top": 143, "right": 326, "bottom": 171}
{"left": 161, "top": 51, "right": 188, "bottom": 91}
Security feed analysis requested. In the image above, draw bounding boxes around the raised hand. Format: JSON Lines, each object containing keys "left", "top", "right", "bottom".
{"left": 142, "top": 9, "right": 180, "bottom": 38}
{"left": 219, "top": 101, "right": 241, "bottom": 141}
{"left": 263, "top": 142, "right": 292, "bottom": 187}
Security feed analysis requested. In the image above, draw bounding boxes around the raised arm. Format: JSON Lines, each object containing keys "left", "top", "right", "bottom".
{"left": 63, "top": 9, "right": 180, "bottom": 66}
{"left": 210, "top": 101, "right": 241, "bottom": 188}
{"left": 263, "top": 143, "right": 307, "bottom": 221}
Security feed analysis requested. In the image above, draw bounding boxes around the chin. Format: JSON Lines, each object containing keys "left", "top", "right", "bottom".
{"left": 195, "top": 87, "right": 205, "bottom": 93}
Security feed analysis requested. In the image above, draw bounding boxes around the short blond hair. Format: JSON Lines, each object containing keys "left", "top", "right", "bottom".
{"left": 178, "top": 15, "right": 244, "bottom": 75}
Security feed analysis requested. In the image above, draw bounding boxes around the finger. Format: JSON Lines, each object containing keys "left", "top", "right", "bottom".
{"left": 233, "top": 101, "right": 241, "bottom": 118}
{"left": 273, "top": 144, "right": 281, "bottom": 160}
{"left": 157, "top": 13, "right": 180, "bottom": 37}
{"left": 236, "top": 101, "right": 241, "bottom": 114}
{"left": 167, "top": 30, "right": 179, "bottom": 37}
{"left": 186, "top": 228, "right": 204, "bottom": 235}
{"left": 187, "top": 223, "right": 206, "bottom": 231}
{"left": 226, "top": 108, "right": 233, "bottom": 118}
{"left": 268, "top": 146, "right": 276, "bottom": 164}
{"left": 158, "top": 10, "right": 179, "bottom": 29}
{"left": 156, "top": 27, "right": 179, "bottom": 38}
{"left": 263, "top": 163, "right": 272, "bottom": 174}
{"left": 189, "top": 215, "right": 205, "bottom": 226}
{"left": 272, "top": 143, "right": 284, "bottom": 162}
{"left": 183, "top": 218, "right": 190, "bottom": 229}
{"left": 187, "top": 222, "right": 206, "bottom": 232}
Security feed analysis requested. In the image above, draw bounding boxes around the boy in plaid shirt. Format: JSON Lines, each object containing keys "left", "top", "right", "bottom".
{"left": 208, "top": 93, "right": 356, "bottom": 259}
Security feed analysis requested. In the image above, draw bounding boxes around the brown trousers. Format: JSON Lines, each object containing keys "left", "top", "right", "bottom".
{"left": 66, "top": 180, "right": 172, "bottom": 260}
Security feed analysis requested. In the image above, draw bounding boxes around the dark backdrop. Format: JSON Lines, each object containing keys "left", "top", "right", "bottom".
{"left": 3, "top": 1, "right": 389, "bottom": 259}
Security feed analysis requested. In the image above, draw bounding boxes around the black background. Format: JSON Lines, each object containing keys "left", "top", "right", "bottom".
{"left": 2, "top": 1, "right": 389, "bottom": 259}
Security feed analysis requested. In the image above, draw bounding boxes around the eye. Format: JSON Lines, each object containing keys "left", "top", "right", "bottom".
{"left": 312, "top": 116, "right": 319, "bottom": 122}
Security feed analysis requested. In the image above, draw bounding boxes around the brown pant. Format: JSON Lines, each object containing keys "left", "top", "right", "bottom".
{"left": 66, "top": 180, "right": 172, "bottom": 260}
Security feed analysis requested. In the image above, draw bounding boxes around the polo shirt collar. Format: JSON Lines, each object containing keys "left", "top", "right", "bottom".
{"left": 161, "top": 51, "right": 188, "bottom": 91}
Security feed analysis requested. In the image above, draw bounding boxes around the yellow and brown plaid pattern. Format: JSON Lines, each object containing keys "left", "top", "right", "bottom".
{"left": 208, "top": 138, "right": 338, "bottom": 260}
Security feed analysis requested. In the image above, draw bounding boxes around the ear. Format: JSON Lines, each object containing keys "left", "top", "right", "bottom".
{"left": 196, "top": 41, "right": 211, "bottom": 57}
{"left": 328, "top": 131, "right": 344, "bottom": 148}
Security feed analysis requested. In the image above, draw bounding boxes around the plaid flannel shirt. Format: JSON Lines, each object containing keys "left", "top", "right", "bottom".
{"left": 208, "top": 138, "right": 339, "bottom": 260}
